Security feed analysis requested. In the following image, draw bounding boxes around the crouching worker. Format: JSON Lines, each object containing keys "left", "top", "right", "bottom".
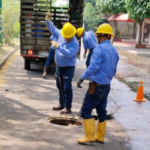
{"left": 45, "top": 12, "right": 79, "bottom": 114}
{"left": 77, "top": 23, "right": 119, "bottom": 144}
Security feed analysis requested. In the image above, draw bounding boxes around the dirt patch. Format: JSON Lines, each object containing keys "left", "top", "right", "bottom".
{"left": 0, "top": 38, "right": 19, "bottom": 59}
{"left": 0, "top": 38, "right": 19, "bottom": 85}
{"left": 116, "top": 49, "right": 150, "bottom": 101}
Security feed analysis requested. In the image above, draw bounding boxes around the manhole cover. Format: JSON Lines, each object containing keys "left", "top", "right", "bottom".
{"left": 48, "top": 117, "right": 82, "bottom": 126}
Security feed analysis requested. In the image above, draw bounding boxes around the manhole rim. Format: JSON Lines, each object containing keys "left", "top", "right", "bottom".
{"left": 48, "top": 117, "right": 83, "bottom": 127}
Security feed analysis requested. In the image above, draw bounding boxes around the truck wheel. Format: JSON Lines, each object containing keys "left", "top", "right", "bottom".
{"left": 24, "top": 59, "right": 31, "bottom": 70}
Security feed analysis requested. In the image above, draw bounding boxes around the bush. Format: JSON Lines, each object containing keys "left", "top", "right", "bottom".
{"left": 0, "top": 8, "right": 2, "bottom": 46}
{"left": 116, "top": 29, "right": 120, "bottom": 39}
{"left": 2, "top": 0, "right": 20, "bottom": 44}
{"left": 83, "top": 2, "right": 101, "bottom": 31}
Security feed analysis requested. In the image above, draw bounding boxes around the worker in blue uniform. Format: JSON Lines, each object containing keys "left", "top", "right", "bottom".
{"left": 45, "top": 12, "right": 79, "bottom": 114}
{"left": 77, "top": 23, "right": 119, "bottom": 144}
{"left": 42, "top": 35, "right": 57, "bottom": 77}
{"left": 42, "top": 22, "right": 63, "bottom": 77}
{"left": 76, "top": 28, "right": 98, "bottom": 67}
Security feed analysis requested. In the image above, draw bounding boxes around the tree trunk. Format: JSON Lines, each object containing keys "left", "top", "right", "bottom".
{"left": 138, "top": 20, "right": 143, "bottom": 45}
{"left": 113, "top": 20, "right": 117, "bottom": 38}
{"left": 133, "top": 22, "right": 136, "bottom": 39}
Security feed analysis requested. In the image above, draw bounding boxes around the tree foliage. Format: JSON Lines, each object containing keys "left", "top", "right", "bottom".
{"left": 96, "top": 0, "right": 127, "bottom": 14}
{"left": 84, "top": 0, "right": 96, "bottom": 6}
{"left": 2, "top": 0, "right": 62, "bottom": 44}
{"left": 0, "top": 7, "right": 2, "bottom": 45}
{"left": 125, "top": 0, "right": 150, "bottom": 44}
{"left": 125, "top": 0, "right": 150, "bottom": 21}
{"left": 2, "top": 0, "right": 20, "bottom": 44}
{"left": 83, "top": 2, "right": 101, "bottom": 31}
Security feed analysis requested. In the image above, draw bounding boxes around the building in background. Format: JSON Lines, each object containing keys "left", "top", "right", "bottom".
{"left": 108, "top": 14, "right": 136, "bottom": 39}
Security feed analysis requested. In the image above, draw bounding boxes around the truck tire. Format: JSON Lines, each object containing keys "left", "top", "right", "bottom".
{"left": 24, "top": 59, "right": 31, "bottom": 70}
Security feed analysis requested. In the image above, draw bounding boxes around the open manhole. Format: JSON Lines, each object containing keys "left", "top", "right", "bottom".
{"left": 48, "top": 117, "right": 83, "bottom": 127}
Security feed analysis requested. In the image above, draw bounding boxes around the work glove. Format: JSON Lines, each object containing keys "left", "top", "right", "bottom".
{"left": 45, "top": 11, "right": 51, "bottom": 21}
{"left": 83, "top": 54, "right": 86, "bottom": 59}
{"left": 77, "top": 78, "right": 84, "bottom": 88}
{"left": 50, "top": 41, "right": 59, "bottom": 49}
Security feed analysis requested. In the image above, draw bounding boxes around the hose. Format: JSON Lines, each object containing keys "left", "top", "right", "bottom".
{"left": 46, "top": 0, "right": 52, "bottom": 34}
{"left": 60, "top": 6, "right": 69, "bottom": 21}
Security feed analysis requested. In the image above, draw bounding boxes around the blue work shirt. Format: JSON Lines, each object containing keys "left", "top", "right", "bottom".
{"left": 50, "top": 35, "right": 56, "bottom": 41}
{"left": 46, "top": 21, "right": 79, "bottom": 67}
{"left": 81, "top": 40, "right": 119, "bottom": 84}
{"left": 83, "top": 31, "right": 98, "bottom": 50}
{"left": 50, "top": 35, "right": 57, "bottom": 49}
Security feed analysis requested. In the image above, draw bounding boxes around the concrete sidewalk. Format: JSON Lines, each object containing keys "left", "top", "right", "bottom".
{"left": 0, "top": 39, "right": 19, "bottom": 69}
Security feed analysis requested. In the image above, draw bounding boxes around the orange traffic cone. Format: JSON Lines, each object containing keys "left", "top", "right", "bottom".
{"left": 133, "top": 81, "right": 146, "bottom": 102}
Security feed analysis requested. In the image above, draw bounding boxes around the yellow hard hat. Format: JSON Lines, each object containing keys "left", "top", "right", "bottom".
{"left": 61, "top": 22, "right": 76, "bottom": 38}
{"left": 95, "top": 23, "right": 114, "bottom": 37}
{"left": 77, "top": 28, "right": 84, "bottom": 37}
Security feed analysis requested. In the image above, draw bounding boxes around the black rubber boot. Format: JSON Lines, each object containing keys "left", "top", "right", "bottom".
{"left": 53, "top": 106, "right": 64, "bottom": 110}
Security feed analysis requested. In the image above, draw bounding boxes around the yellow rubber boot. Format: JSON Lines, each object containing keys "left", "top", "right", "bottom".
{"left": 95, "top": 120, "right": 106, "bottom": 143}
{"left": 77, "top": 118, "right": 95, "bottom": 144}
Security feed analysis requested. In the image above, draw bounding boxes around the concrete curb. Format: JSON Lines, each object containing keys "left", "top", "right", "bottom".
{"left": 0, "top": 45, "right": 20, "bottom": 69}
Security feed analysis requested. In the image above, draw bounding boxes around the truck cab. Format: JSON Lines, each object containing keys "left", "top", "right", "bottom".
{"left": 20, "top": 0, "right": 84, "bottom": 70}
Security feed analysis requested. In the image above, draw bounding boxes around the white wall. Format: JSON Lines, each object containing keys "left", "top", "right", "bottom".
{"left": 109, "top": 21, "right": 136, "bottom": 38}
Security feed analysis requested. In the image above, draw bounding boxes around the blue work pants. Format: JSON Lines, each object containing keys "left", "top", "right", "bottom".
{"left": 55, "top": 66, "right": 75, "bottom": 109}
{"left": 86, "top": 49, "right": 93, "bottom": 68}
{"left": 45, "top": 47, "right": 55, "bottom": 67}
{"left": 81, "top": 84, "right": 110, "bottom": 122}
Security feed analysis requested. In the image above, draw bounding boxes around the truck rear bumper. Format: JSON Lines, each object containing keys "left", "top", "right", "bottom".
{"left": 21, "top": 54, "right": 39, "bottom": 58}
{"left": 21, "top": 55, "right": 48, "bottom": 58}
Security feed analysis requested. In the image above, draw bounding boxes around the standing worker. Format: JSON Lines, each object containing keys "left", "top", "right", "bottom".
{"left": 42, "top": 35, "right": 57, "bottom": 77}
{"left": 45, "top": 12, "right": 79, "bottom": 114}
{"left": 42, "top": 22, "right": 63, "bottom": 77}
{"left": 76, "top": 28, "right": 98, "bottom": 67}
{"left": 77, "top": 23, "right": 119, "bottom": 144}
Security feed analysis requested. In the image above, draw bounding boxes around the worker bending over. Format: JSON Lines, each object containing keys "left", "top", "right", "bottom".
{"left": 76, "top": 28, "right": 98, "bottom": 67}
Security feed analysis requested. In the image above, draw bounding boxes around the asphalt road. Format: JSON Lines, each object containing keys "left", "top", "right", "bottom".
{"left": 0, "top": 50, "right": 130, "bottom": 150}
